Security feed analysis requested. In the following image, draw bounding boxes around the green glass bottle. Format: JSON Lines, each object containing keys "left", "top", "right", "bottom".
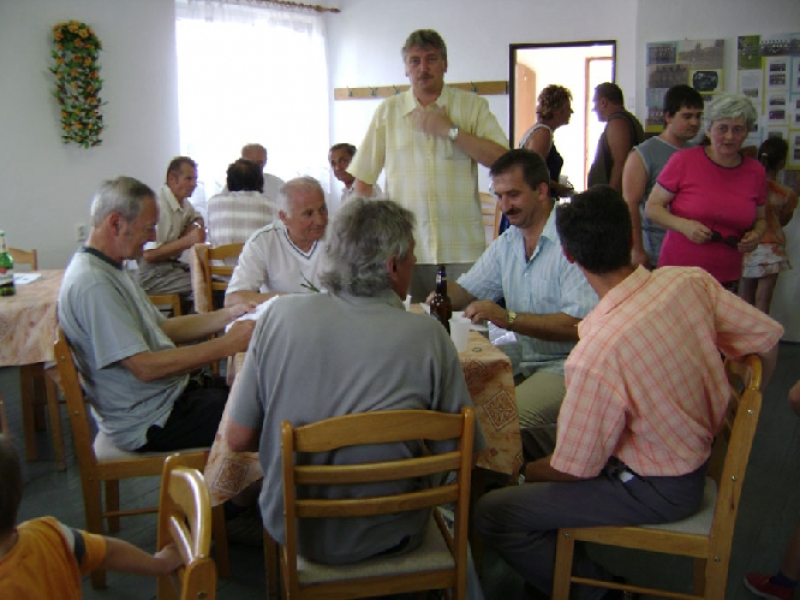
{"left": 0, "top": 231, "right": 15, "bottom": 297}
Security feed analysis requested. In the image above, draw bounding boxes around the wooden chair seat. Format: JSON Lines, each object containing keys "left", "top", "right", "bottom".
{"left": 295, "top": 515, "right": 454, "bottom": 586}
{"left": 551, "top": 355, "right": 764, "bottom": 600}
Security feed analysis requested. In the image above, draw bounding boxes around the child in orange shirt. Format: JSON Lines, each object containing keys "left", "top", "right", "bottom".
{"left": 0, "top": 435, "right": 183, "bottom": 599}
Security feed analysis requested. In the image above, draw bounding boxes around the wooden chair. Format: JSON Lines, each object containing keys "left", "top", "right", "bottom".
{"left": 54, "top": 327, "right": 209, "bottom": 589}
{"left": 156, "top": 455, "right": 217, "bottom": 600}
{"left": 8, "top": 247, "right": 65, "bottom": 469}
{"left": 8, "top": 247, "right": 37, "bottom": 271}
{"left": 148, "top": 293, "right": 183, "bottom": 318}
{"left": 479, "top": 192, "right": 501, "bottom": 246}
{"left": 278, "top": 407, "right": 475, "bottom": 600}
{"left": 194, "top": 242, "right": 243, "bottom": 314}
{"left": 551, "top": 355, "right": 764, "bottom": 600}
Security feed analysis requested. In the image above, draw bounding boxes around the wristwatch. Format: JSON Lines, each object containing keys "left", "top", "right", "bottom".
{"left": 506, "top": 310, "right": 517, "bottom": 331}
{"left": 447, "top": 126, "right": 459, "bottom": 142}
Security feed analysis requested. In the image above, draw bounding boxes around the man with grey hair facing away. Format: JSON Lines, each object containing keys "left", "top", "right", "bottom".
{"left": 225, "top": 197, "right": 485, "bottom": 570}
{"left": 58, "top": 176, "right": 255, "bottom": 453}
{"left": 224, "top": 176, "right": 328, "bottom": 307}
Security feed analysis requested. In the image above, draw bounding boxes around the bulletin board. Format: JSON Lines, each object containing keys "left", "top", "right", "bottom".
{"left": 644, "top": 39, "right": 725, "bottom": 133}
{"left": 738, "top": 33, "right": 800, "bottom": 174}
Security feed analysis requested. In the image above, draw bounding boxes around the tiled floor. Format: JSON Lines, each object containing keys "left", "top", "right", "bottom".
{"left": 2, "top": 341, "right": 799, "bottom": 599}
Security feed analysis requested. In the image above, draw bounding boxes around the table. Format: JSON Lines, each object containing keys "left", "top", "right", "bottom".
{"left": 0, "top": 270, "right": 63, "bottom": 367}
{"left": 0, "top": 270, "right": 65, "bottom": 467}
{"left": 204, "top": 328, "right": 523, "bottom": 506}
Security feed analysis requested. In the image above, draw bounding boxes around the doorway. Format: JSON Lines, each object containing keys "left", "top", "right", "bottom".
{"left": 510, "top": 41, "right": 616, "bottom": 190}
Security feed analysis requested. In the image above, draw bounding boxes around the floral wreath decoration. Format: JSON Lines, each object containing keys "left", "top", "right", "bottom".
{"left": 50, "top": 21, "right": 104, "bottom": 148}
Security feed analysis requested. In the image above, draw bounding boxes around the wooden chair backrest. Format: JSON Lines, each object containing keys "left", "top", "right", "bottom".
{"left": 196, "top": 243, "right": 242, "bottom": 312}
{"left": 54, "top": 327, "right": 99, "bottom": 473}
{"left": 479, "top": 192, "right": 501, "bottom": 244}
{"left": 148, "top": 294, "right": 182, "bottom": 317}
{"left": 9, "top": 247, "right": 38, "bottom": 271}
{"left": 280, "top": 407, "right": 475, "bottom": 596}
{"left": 157, "top": 455, "right": 216, "bottom": 600}
{"left": 706, "top": 355, "right": 763, "bottom": 571}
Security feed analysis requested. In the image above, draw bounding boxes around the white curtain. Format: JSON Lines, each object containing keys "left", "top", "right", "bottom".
{"left": 174, "top": 0, "right": 330, "bottom": 214}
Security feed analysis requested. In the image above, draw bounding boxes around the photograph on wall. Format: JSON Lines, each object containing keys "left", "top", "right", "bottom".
{"left": 645, "top": 39, "right": 724, "bottom": 132}
{"left": 767, "top": 93, "right": 789, "bottom": 125}
{"left": 738, "top": 33, "right": 800, "bottom": 159}
{"left": 766, "top": 127, "right": 789, "bottom": 141}
{"left": 739, "top": 70, "right": 763, "bottom": 103}
{"left": 738, "top": 35, "right": 761, "bottom": 69}
{"left": 793, "top": 59, "right": 800, "bottom": 94}
{"left": 790, "top": 133, "right": 800, "bottom": 168}
{"left": 766, "top": 57, "right": 790, "bottom": 91}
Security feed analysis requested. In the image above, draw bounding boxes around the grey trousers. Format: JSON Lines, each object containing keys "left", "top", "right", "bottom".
{"left": 474, "top": 460, "right": 707, "bottom": 599}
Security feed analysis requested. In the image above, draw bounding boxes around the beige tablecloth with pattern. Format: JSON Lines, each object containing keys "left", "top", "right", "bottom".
{"left": 0, "top": 270, "right": 63, "bottom": 367}
{"left": 204, "top": 329, "right": 522, "bottom": 506}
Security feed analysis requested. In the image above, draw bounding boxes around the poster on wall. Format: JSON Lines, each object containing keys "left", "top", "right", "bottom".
{"left": 738, "top": 32, "right": 800, "bottom": 167}
{"left": 645, "top": 39, "right": 724, "bottom": 133}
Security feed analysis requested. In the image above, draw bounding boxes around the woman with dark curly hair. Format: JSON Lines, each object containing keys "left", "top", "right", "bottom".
{"left": 518, "top": 84, "right": 574, "bottom": 198}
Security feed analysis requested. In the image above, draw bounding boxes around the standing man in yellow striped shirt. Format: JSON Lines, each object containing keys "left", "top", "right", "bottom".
{"left": 349, "top": 29, "right": 509, "bottom": 301}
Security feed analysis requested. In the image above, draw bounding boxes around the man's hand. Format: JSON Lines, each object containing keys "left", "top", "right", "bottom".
{"left": 410, "top": 106, "right": 452, "bottom": 138}
{"left": 181, "top": 224, "right": 205, "bottom": 247}
{"left": 464, "top": 300, "right": 506, "bottom": 328}
{"left": 222, "top": 320, "right": 255, "bottom": 354}
{"left": 223, "top": 303, "right": 257, "bottom": 322}
{"left": 631, "top": 247, "right": 651, "bottom": 269}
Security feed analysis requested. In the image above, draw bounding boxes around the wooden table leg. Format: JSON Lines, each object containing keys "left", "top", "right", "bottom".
{"left": 19, "top": 364, "right": 38, "bottom": 461}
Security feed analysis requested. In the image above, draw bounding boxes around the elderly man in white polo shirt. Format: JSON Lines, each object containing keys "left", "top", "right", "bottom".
{"left": 224, "top": 176, "right": 328, "bottom": 307}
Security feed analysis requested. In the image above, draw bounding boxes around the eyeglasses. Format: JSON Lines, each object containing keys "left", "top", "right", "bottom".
{"left": 710, "top": 213, "right": 741, "bottom": 248}
{"left": 709, "top": 230, "right": 740, "bottom": 248}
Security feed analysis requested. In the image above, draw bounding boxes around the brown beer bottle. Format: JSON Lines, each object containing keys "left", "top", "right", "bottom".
{"left": 430, "top": 264, "right": 452, "bottom": 334}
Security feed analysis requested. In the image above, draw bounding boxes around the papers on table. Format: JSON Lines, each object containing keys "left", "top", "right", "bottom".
{"left": 224, "top": 296, "right": 278, "bottom": 331}
{"left": 13, "top": 272, "right": 42, "bottom": 285}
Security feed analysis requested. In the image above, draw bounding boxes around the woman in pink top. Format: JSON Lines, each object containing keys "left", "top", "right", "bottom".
{"left": 645, "top": 93, "right": 767, "bottom": 291}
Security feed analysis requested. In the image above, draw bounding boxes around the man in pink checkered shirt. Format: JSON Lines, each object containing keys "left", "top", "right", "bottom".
{"left": 475, "top": 185, "right": 783, "bottom": 600}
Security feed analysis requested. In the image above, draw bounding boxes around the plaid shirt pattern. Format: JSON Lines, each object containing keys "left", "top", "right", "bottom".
{"left": 551, "top": 266, "right": 782, "bottom": 478}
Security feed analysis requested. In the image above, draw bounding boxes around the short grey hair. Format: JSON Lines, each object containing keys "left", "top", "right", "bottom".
{"left": 277, "top": 176, "right": 324, "bottom": 216}
{"left": 321, "top": 197, "right": 415, "bottom": 297}
{"left": 704, "top": 93, "right": 757, "bottom": 131}
{"left": 90, "top": 176, "right": 155, "bottom": 227}
{"left": 401, "top": 29, "right": 447, "bottom": 62}
{"left": 241, "top": 143, "right": 266, "bottom": 157}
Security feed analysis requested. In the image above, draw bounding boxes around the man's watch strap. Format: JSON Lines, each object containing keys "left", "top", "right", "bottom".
{"left": 447, "top": 126, "right": 460, "bottom": 142}
{"left": 506, "top": 310, "right": 517, "bottom": 331}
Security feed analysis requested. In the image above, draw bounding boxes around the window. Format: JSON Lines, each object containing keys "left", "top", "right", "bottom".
{"left": 175, "top": 0, "right": 330, "bottom": 215}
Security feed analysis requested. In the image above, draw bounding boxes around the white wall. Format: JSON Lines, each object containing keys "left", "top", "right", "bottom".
{"left": 2, "top": 0, "right": 798, "bottom": 268}
{"left": 634, "top": 0, "right": 800, "bottom": 118}
{"left": 0, "top": 0, "right": 180, "bottom": 268}
{"left": 326, "top": 0, "right": 639, "bottom": 192}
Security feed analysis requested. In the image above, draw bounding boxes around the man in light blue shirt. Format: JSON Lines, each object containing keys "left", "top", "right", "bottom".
{"left": 446, "top": 149, "right": 597, "bottom": 458}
